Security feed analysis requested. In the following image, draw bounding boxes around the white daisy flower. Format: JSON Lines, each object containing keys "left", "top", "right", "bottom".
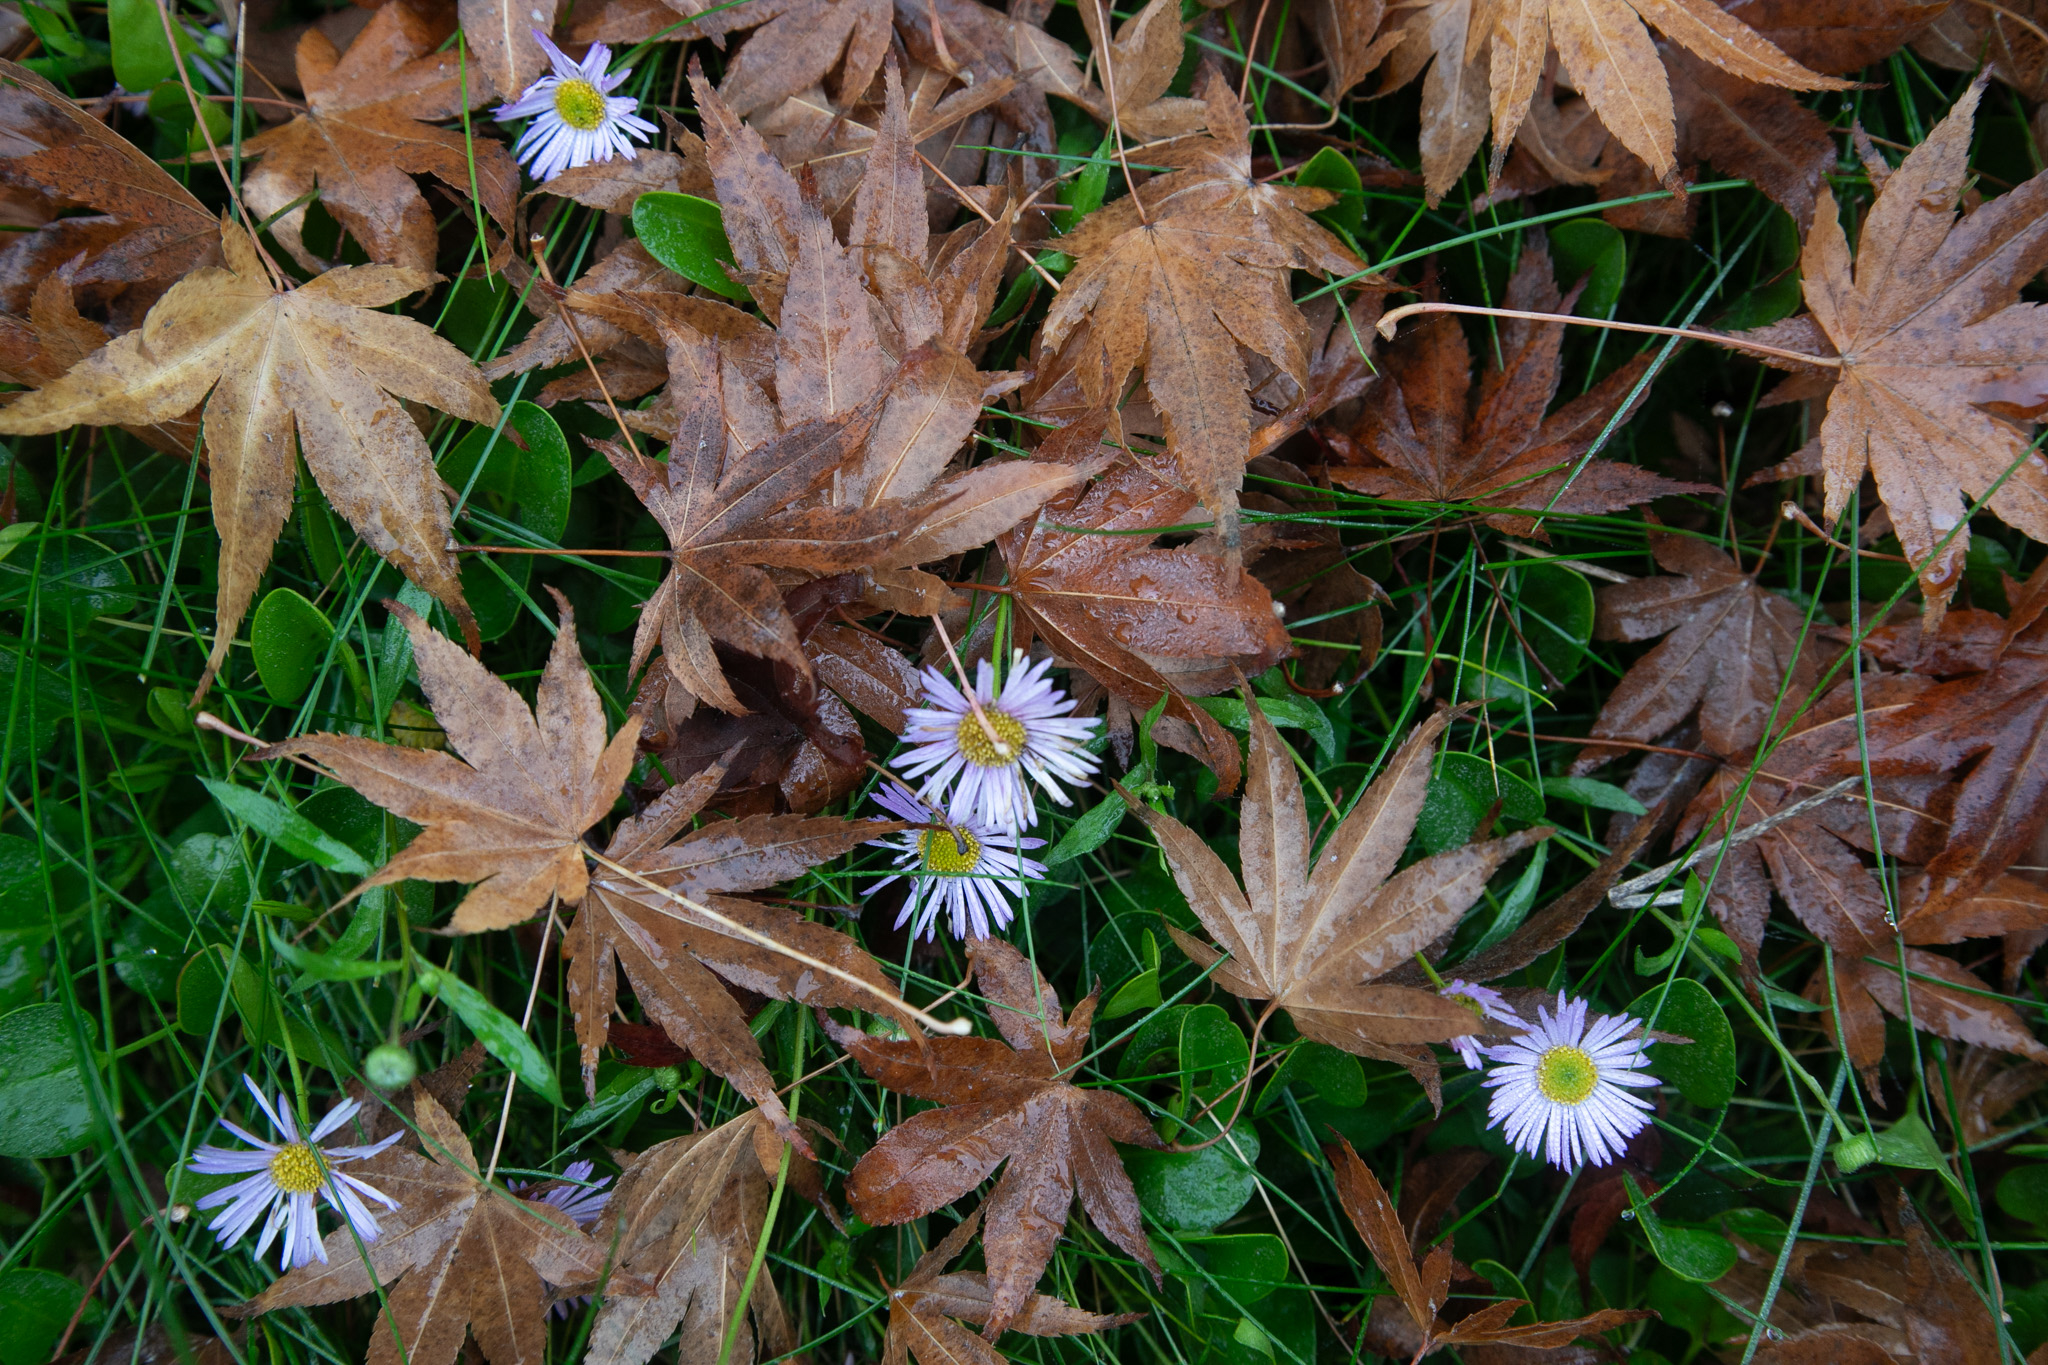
{"left": 493, "top": 32, "right": 656, "bottom": 182}
{"left": 187, "top": 1076, "right": 402, "bottom": 1270}
{"left": 511, "top": 1159, "right": 612, "bottom": 1316}
{"left": 1481, "top": 992, "right": 1658, "bottom": 1170}
{"left": 866, "top": 782, "right": 1049, "bottom": 941}
{"left": 895, "top": 651, "right": 1101, "bottom": 830}
{"left": 1440, "top": 978, "right": 1527, "bottom": 1071}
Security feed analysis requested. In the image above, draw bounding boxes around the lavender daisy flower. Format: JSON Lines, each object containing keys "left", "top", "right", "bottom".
{"left": 493, "top": 32, "right": 656, "bottom": 182}
{"left": 1440, "top": 978, "right": 1527, "bottom": 1070}
{"left": 865, "top": 782, "right": 1048, "bottom": 941}
{"left": 511, "top": 1160, "right": 612, "bottom": 1317}
{"left": 895, "top": 652, "right": 1101, "bottom": 830}
{"left": 1481, "top": 993, "right": 1659, "bottom": 1170}
{"left": 188, "top": 1076, "right": 401, "bottom": 1270}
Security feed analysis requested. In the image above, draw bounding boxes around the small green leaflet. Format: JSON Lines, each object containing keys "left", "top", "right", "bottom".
{"left": 202, "top": 778, "right": 372, "bottom": 876}
{"left": 632, "top": 192, "right": 749, "bottom": 300}
{"left": 414, "top": 965, "right": 562, "bottom": 1107}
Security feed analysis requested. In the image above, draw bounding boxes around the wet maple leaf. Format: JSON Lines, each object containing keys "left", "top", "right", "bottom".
{"left": 888, "top": 0, "right": 1092, "bottom": 158}
{"left": 603, "top": 375, "right": 905, "bottom": 712}
{"left": 832, "top": 937, "right": 1165, "bottom": 1340}
{"left": 1331, "top": 1140, "right": 1652, "bottom": 1358}
{"left": 0, "top": 221, "right": 497, "bottom": 694}
{"left": 260, "top": 591, "right": 641, "bottom": 933}
{"left": 459, "top": 0, "right": 561, "bottom": 99}
{"left": 1378, "top": 0, "right": 1847, "bottom": 197}
{"left": 241, "top": 0, "right": 517, "bottom": 276}
{"left": 997, "top": 443, "right": 1291, "bottom": 794}
{"left": 1039, "top": 69, "right": 1363, "bottom": 544}
{"left": 1738, "top": 77, "right": 2048, "bottom": 624}
{"left": 1572, "top": 526, "right": 1823, "bottom": 772}
{"left": 0, "top": 265, "right": 197, "bottom": 458}
{"left": 1327, "top": 243, "right": 1710, "bottom": 528}
{"left": 881, "top": 1204, "right": 1142, "bottom": 1365}
{"left": 1137, "top": 700, "right": 1550, "bottom": 1102}
{"left": 241, "top": 1095, "right": 609, "bottom": 1365}
{"left": 567, "top": 753, "right": 917, "bottom": 1146}
{"left": 0, "top": 59, "right": 220, "bottom": 315}
{"left": 1854, "top": 560, "right": 2048, "bottom": 910}
{"left": 585, "top": 1109, "right": 816, "bottom": 1365}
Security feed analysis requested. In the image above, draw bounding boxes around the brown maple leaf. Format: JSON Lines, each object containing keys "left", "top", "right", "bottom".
{"left": 1915, "top": 0, "right": 2048, "bottom": 99}
{"left": 1854, "top": 560, "right": 2048, "bottom": 911}
{"left": 1038, "top": 68, "right": 1363, "bottom": 544}
{"left": 1331, "top": 1140, "right": 1652, "bottom": 1359}
{"left": 459, "top": 0, "right": 561, "bottom": 99}
{"left": 259, "top": 591, "right": 641, "bottom": 933}
{"left": 888, "top": 0, "right": 1092, "bottom": 162}
{"left": 567, "top": 751, "right": 917, "bottom": 1146}
{"left": 1572, "top": 525, "right": 1823, "bottom": 772}
{"left": 241, "top": 1095, "right": 609, "bottom": 1365}
{"left": 997, "top": 443, "right": 1292, "bottom": 794}
{"left": 0, "top": 221, "right": 497, "bottom": 693}
{"left": 882, "top": 1204, "right": 1142, "bottom": 1365}
{"left": 241, "top": 0, "right": 517, "bottom": 276}
{"left": 832, "top": 937, "right": 1165, "bottom": 1339}
{"left": 1736, "top": 77, "right": 2048, "bottom": 625}
{"left": 1137, "top": 699, "right": 1550, "bottom": 1102}
{"left": 603, "top": 371, "right": 905, "bottom": 711}
{"left": 1378, "top": 0, "right": 1848, "bottom": 198}
{"left": 0, "top": 59, "right": 220, "bottom": 317}
{"left": 584, "top": 1109, "right": 814, "bottom": 1365}
{"left": 0, "top": 264, "right": 197, "bottom": 458}
{"left": 1326, "top": 242, "right": 1710, "bottom": 528}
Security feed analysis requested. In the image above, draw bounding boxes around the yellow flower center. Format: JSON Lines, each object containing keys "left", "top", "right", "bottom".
{"left": 920, "top": 827, "right": 983, "bottom": 874}
{"left": 954, "top": 709, "right": 1026, "bottom": 767}
{"left": 1535, "top": 1045, "right": 1599, "bottom": 1106}
{"left": 268, "top": 1142, "right": 326, "bottom": 1195}
{"left": 552, "top": 79, "right": 607, "bottom": 131}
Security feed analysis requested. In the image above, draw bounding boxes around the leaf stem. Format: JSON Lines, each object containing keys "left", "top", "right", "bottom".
{"left": 1376, "top": 302, "right": 1841, "bottom": 370}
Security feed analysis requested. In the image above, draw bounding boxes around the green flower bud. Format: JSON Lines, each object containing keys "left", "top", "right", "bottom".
{"left": 364, "top": 1044, "right": 416, "bottom": 1089}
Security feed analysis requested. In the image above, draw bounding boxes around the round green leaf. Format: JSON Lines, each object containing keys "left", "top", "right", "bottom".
{"left": 1294, "top": 146, "right": 1363, "bottom": 239}
{"left": 1550, "top": 219, "right": 1627, "bottom": 318}
{"left": 0, "top": 535, "right": 138, "bottom": 625}
{"left": 632, "top": 193, "right": 750, "bottom": 300}
{"left": 1627, "top": 978, "right": 1736, "bottom": 1109}
{"left": 1999, "top": 1166, "right": 2048, "bottom": 1225}
{"left": 1158, "top": 1232, "right": 1291, "bottom": 1307}
{"left": 0, "top": 1268, "right": 100, "bottom": 1365}
{"left": 251, "top": 587, "right": 336, "bottom": 707}
{"left": 1125, "top": 1127, "right": 1262, "bottom": 1232}
{"left": 0, "top": 1003, "right": 99, "bottom": 1158}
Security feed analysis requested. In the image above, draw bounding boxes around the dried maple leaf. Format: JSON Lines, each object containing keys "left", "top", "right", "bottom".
{"left": 1039, "top": 69, "right": 1363, "bottom": 544}
{"left": 603, "top": 373, "right": 906, "bottom": 712}
{"left": 568, "top": 752, "right": 917, "bottom": 1146}
{"left": 584, "top": 1109, "right": 813, "bottom": 1365}
{"left": 1137, "top": 700, "right": 1550, "bottom": 1101}
{"left": 0, "top": 59, "right": 220, "bottom": 316}
{"left": 1737, "top": 77, "right": 2048, "bottom": 624}
{"left": 0, "top": 221, "right": 497, "bottom": 693}
{"left": 1915, "top": 0, "right": 2048, "bottom": 98}
{"left": 240, "top": 1095, "right": 608, "bottom": 1365}
{"left": 460, "top": 0, "right": 560, "bottom": 99}
{"left": 259, "top": 592, "right": 640, "bottom": 933}
{"left": 997, "top": 445, "right": 1292, "bottom": 793}
{"left": 1572, "top": 526, "right": 1823, "bottom": 772}
{"left": 1855, "top": 561, "right": 2048, "bottom": 910}
{"left": 1378, "top": 0, "right": 1847, "bottom": 197}
{"left": 1326, "top": 243, "right": 1709, "bottom": 528}
{"left": 889, "top": 0, "right": 1091, "bottom": 161}
{"left": 1331, "top": 1140, "right": 1651, "bottom": 1358}
{"left": 831, "top": 937, "right": 1164, "bottom": 1339}
{"left": 882, "top": 1204, "right": 1142, "bottom": 1365}
{"left": 0, "top": 265, "right": 197, "bottom": 458}
{"left": 241, "top": 0, "right": 517, "bottom": 275}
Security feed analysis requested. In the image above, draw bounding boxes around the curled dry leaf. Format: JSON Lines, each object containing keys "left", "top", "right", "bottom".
{"left": 1330, "top": 1140, "right": 1653, "bottom": 1357}
{"left": 260, "top": 591, "right": 641, "bottom": 933}
{"left": 585, "top": 1109, "right": 810, "bottom": 1365}
{"left": 0, "top": 59, "right": 220, "bottom": 315}
{"left": 833, "top": 937, "right": 1164, "bottom": 1340}
{"left": 568, "top": 752, "right": 919, "bottom": 1148}
{"left": 241, "top": 0, "right": 517, "bottom": 275}
{"left": 240, "top": 1095, "right": 609, "bottom": 1365}
{"left": 882, "top": 1204, "right": 1143, "bottom": 1365}
{"left": 1738, "top": 77, "right": 2048, "bottom": 626}
{"left": 1326, "top": 242, "right": 1711, "bottom": 532}
{"left": 0, "top": 221, "right": 498, "bottom": 695}
{"left": 1136, "top": 698, "right": 1551, "bottom": 1104}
